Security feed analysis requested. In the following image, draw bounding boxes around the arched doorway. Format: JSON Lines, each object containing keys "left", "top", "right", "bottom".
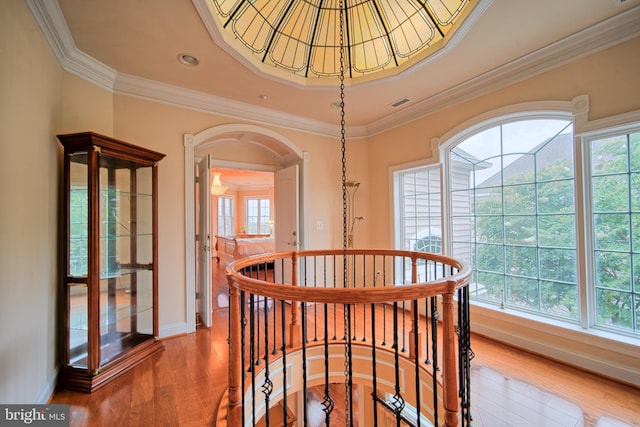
{"left": 184, "top": 124, "right": 306, "bottom": 332}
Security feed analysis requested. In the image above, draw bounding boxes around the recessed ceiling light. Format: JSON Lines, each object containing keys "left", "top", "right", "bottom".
{"left": 178, "top": 53, "right": 199, "bottom": 66}
{"left": 259, "top": 95, "right": 268, "bottom": 101}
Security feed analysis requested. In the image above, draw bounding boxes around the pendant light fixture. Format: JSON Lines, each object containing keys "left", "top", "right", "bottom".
{"left": 210, "top": 171, "right": 228, "bottom": 196}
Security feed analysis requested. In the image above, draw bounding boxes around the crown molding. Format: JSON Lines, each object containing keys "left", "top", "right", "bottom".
{"left": 26, "top": 0, "right": 116, "bottom": 91}
{"left": 28, "top": 0, "right": 640, "bottom": 139}
{"left": 113, "top": 73, "right": 370, "bottom": 138}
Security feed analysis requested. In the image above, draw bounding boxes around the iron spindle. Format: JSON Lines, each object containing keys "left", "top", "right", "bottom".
{"left": 280, "top": 299, "right": 288, "bottom": 427}
{"left": 413, "top": 298, "right": 421, "bottom": 427}
{"left": 302, "top": 302, "right": 308, "bottom": 426}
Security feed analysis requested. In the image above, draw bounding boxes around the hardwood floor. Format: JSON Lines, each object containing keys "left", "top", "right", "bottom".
{"left": 51, "top": 263, "right": 640, "bottom": 426}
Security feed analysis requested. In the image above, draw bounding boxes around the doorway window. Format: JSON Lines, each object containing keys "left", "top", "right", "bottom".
{"left": 217, "top": 195, "right": 234, "bottom": 237}
{"left": 246, "top": 197, "right": 271, "bottom": 234}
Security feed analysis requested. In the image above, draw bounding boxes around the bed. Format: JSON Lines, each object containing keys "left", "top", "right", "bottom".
{"left": 215, "top": 234, "right": 275, "bottom": 264}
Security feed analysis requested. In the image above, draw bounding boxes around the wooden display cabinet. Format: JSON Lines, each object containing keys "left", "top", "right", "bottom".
{"left": 57, "top": 132, "right": 165, "bottom": 392}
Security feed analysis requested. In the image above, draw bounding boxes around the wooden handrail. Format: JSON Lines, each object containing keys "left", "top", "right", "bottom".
{"left": 226, "top": 249, "right": 472, "bottom": 427}
{"left": 226, "top": 249, "right": 471, "bottom": 305}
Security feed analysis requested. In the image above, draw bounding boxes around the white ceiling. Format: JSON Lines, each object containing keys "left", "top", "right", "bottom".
{"left": 30, "top": 0, "right": 640, "bottom": 137}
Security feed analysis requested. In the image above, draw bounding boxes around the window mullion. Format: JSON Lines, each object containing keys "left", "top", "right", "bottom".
{"left": 578, "top": 134, "right": 596, "bottom": 329}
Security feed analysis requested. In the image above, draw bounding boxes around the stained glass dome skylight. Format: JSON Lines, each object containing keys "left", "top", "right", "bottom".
{"left": 204, "top": 0, "right": 477, "bottom": 84}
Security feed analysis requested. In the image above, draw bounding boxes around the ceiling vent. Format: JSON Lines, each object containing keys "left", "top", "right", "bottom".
{"left": 390, "top": 97, "right": 411, "bottom": 108}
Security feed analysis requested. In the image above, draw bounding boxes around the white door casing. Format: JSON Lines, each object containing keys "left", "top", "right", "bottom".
{"left": 184, "top": 124, "right": 305, "bottom": 334}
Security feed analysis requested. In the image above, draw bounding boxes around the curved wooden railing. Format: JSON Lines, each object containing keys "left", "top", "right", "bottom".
{"left": 225, "top": 249, "right": 473, "bottom": 427}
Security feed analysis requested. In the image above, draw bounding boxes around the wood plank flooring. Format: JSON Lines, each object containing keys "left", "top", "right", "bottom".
{"left": 50, "top": 263, "right": 640, "bottom": 426}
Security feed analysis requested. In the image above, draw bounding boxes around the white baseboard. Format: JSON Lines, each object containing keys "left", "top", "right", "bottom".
{"left": 37, "top": 365, "right": 59, "bottom": 404}
{"left": 160, "top": 322, "right": 189, "bottom": 338}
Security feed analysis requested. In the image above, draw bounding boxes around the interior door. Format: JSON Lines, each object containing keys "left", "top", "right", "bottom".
{"left": 197, "top": 155, "right": 212, "bottom": 327}
{"left": 274, "top": 164, "right": 299, "bottom": 284}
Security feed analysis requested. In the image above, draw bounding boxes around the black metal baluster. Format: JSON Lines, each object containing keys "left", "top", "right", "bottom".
{"left": 302, "top": 300, "right": 308, "bottom": 426}
{"left": 303, "top": 260, "right": 309, "bottom": 344}
{"left": 262, "top": 293, "right": 272, "bottom": 426}
{"left": 254, "top": 266, "right": 261, "bottom": 366}
{"left": 392, "top": 301, "right": 405, "bottom": 426}
{"left": 280, "top": 299, "right": 288, "bottom": 427}
{"left": 250, "top": 293, "right": 256, "bottom": 426}
{"left": 317, "top": 255, "right": 334, "bottom": 425}
{"left": 413, "top": 298, "right": 421, "bottom": 427}
{"left": 362, "top": 255, "right": 367, "bottom": 342}
{"left": 458, "top": 284, "right": 473, "bottom": 426}
{"left": 241, "top": 290, "right": 247, "bottom": 427}
{"left": 371, "top": 301, "right": 378, "bottom": 423}
{"left": 382, "top": 258, "right": 387, "bottom": 347}
{"left": 269, "top": 263, "right": 277, "bottom": 355}
{"left": 314, "top": 256, "right": 318, "bottom": 342}
{"left": 352, "top": 254, "right": 357, "bottom": 340}
{"left": 401, "top": 257, "right": 406, "bottom": 353}
{"left": 424, "top": 295, "right": 431, "bottom": 365}
{"left": 333, "top": 255, "right": 337, "bottom": 340}
{"left": 431, "top": 295, "right": 439, "bottom": 425}
{"left": 322, "top": 298, "right": 334, "bottom": 425}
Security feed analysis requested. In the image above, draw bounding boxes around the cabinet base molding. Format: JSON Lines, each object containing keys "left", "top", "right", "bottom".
{"left": 58, "top": 338, "right": 164, "bottom": 393}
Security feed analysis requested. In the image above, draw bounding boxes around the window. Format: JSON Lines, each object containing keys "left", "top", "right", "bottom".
{"left": 450, "top": 119, "right": 579, "bottom": 321}
{"left": 246, "top": 197, "right": 271, "bottom": 234}
{"left": 396, "top": 166, "right": 442, "bottom": 253}
{"left": 395, "top": 114, "right": 640, "bottom": 338}
{"left": 217, "top": 196, "right": 234, "bottom": 237}
{"left": 396, "top": 166, "right": 442, "bottom": 284}
{"left": 589, "top": 130, "right": 640, "bottom": 333}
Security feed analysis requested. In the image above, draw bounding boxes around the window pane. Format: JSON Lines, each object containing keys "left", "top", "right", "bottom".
{"left": 596, "top": 289, "right": 633, "bottom": 330}
{"left": 631, "top": 173, "right": 640, "bottom": 211}
{"left": 504, "top": 215, "right": 536, "bottom": 245}
{"left": 503, "top": 154, "right": 534, "bottom": 184}
{"left": 505, "top": 245, "right": 537, "bottom": 277}
{"left": 538, "top": 215, "right": 575, "bottom": 247}
{"left": 474, "top": 271, "right": 504, "bottom": 303}
{"left": 506, "top": 276, "right": 539, "bottom": 309}
{"left": 595, "top": 251, "right": 631, "bottom": 291}
{"left": 592, "top": 175, "right": 629, "bottom": 212}
{"left": 476, "top": 243, "right": 504, "bottom": 274}
{"left": 594, "top": 213, "right": 630, "bottom": 251}
{"left": 504, "top": 183, "right": 535, "bottom": 215}
{"left": 537, "top": 180, "right": 574, "bottom": 214}
{"left": 539, "top": 248, "right": 576, "bottom": 283}
{"left": 476, "top": 216, "right": 503, "bottom": 243}
{"left": 540, "top": 281, "right": 578, "bottom": 319}
{"left": 475, "top": 188, "right": 502, "bottom": 215}
{"left": 591, "top": 135, "right": 628, "bottom": 175}
{"left": 630, "top": 132, "right": 640, "bottom": 171}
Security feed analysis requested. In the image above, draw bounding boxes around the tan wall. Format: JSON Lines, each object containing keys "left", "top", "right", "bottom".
{"left": 0, "top": 0, "right": 64, "bottom": 404}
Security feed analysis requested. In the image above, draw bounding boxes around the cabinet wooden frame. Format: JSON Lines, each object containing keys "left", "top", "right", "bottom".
{"left": 58, "top": 132, "right": 165, "bottom": 392}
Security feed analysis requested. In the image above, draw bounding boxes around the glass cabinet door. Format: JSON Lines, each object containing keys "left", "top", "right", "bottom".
{"left": 68, "top": 154, "right": 89, "bottom": 368}
{"left": 98, "top": 155, "right": 155, "bottom": 365}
